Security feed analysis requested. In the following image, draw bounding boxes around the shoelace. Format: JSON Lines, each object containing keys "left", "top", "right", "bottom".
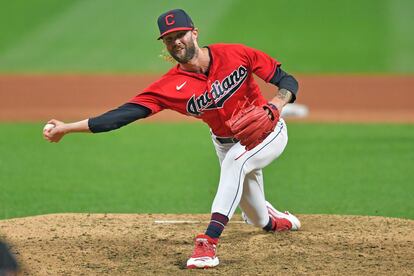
{"left": 192, "top": 239, "right": 216, "bottom": 258}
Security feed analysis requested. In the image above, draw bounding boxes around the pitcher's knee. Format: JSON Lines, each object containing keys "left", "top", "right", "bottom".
{"left": 242, "top": 212, "right": 269, "bottom": 228}
{"left": 221, "top": 154, "right": 249, "bottom": 175}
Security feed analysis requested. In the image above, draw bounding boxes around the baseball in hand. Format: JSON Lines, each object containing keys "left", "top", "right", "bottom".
{"left": 43, "top": 123, "right": 55, "bottom": 132}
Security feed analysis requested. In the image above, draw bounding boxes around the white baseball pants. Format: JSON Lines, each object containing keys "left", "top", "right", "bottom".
{"left": 210, "top": 118, "right": 288, "bottom": 228}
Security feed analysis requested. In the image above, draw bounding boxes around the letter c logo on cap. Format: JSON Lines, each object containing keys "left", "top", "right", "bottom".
{"left": 165, "top": 14, "right": 175, "bottom": 26}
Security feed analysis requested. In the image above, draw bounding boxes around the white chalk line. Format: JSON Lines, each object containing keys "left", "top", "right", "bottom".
{"left": 154, "top": 220, "right": 245, "bottom": 224}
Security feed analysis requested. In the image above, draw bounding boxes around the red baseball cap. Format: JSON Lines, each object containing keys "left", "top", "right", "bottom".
{"left": 157, "top": 9, "right": 194, "bottom": 40}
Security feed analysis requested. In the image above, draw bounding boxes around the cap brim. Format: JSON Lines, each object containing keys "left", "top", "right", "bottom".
{"left": 157, "top": 27, "right": 193, "bottom": 40}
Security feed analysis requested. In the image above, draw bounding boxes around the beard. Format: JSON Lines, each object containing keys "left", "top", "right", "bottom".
{"left": 169, "top": 39, "right": 197, "bottom": 64}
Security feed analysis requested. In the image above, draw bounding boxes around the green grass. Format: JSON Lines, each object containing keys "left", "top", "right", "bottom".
{"left": 0, "top": 123, "right": 413, "bottom": 220}
{"left": 0, "top": 0, "right": 413, "bottom": 73}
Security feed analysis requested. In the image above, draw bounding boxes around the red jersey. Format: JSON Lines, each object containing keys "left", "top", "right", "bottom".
{"left": 129, "top": 43, "right": 280, "bottom": 137}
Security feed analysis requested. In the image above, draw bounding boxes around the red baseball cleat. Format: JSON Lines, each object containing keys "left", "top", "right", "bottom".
{"left": 266, "top": 201, "right": 301, "bottom": 231}
{"left": 186, "top": 234, "right": 219, "bottom": 269}
{"left": 241, "top": 201, "right": 301, "bottom": 231}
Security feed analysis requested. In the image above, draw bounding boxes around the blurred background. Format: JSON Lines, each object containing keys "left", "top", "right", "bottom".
{"left": 0, "top": 0, "right": 413, "bottom": 73}
{"left": 0, "top": 0, "right": 413, "bottom": 220}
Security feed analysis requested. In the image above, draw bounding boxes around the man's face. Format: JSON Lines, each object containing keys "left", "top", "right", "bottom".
{"left": 162, "top": 30, "right": 197, "bottom": 63}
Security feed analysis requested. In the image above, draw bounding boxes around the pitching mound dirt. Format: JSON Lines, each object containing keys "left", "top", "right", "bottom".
{"left": 0, "top": 214, "right": 413, "bottom": 275}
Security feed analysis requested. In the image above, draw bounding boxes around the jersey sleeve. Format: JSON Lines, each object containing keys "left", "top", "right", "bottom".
{"left": 243, "top": 45, "right": 281, "bottom": 82}
{"left": 128, "top": 82, "right": 165, "bottom": 115}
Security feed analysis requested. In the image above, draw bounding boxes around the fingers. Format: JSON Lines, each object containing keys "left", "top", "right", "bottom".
{"left": 43, "top": 130, "right": 55, "bottom": 142}
{"left": 43, "top": 119, "right": 64, "bottom": 143}
{"left": 43, "top": 132, "right": 62, "bottom": 143}
{"left": 47, "top": 119, "right": 62, "bottom": 126}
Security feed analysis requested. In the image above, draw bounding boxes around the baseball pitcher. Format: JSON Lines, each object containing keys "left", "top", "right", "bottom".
{"left": 43, "top": 9, "right": 300, "bottom": 269}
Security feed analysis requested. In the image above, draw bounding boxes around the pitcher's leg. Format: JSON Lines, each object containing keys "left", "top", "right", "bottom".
{"left": 190, "top": 120, "right": 295, "bottom": 269}
{"left": 211, "top": 119, "right": 288, "bottom": 219}
{"left": 238, "top": 170, "right": 269, "bottom": 227}
{"left": 239, "top": 174, "right": 301, "bottom": 231}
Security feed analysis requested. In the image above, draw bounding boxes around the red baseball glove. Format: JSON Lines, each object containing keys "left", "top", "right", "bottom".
{"left": 226, "top": 100, "right": 280, "bottom": 150}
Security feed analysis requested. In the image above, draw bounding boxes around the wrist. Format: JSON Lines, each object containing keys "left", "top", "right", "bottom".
{"left": 61, "top": 124, "right": 71, "bottom": 134}
{"left": 65, "top": 120, "right": 90, "bottom": 133}
{"left": 265, "top": 103, "right": 279, "bottom": 120}
{"left": 267, "top": 102, "right": 278, "bottom": 111}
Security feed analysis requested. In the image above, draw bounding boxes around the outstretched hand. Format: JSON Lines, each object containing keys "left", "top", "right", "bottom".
{"left": 43, "top": 119, "right": 67, "bottom": 143}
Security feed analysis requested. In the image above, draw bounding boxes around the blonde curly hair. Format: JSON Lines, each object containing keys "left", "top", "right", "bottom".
{"left": 159, "top": 48, "right": 176, "bottom": 64}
